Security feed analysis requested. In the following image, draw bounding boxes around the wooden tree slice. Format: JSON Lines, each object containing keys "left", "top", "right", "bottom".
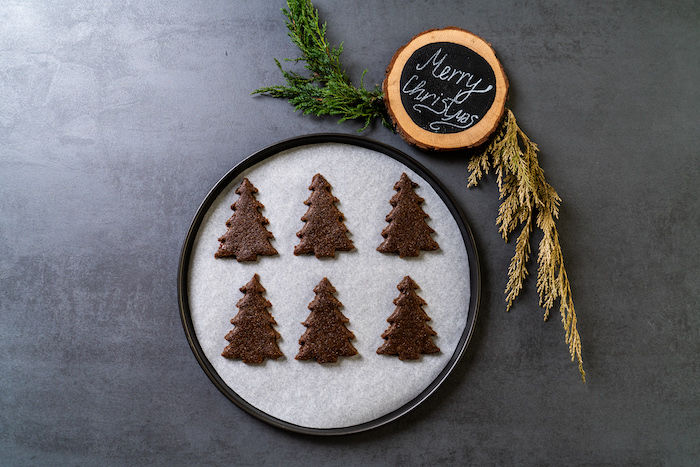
{"left": 384, "top": 27, "right": 509, "bottom": 151}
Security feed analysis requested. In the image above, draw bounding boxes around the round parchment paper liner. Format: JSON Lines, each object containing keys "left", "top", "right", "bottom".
{"left": 178, "top": 134, "right": 479, "bottom": 435}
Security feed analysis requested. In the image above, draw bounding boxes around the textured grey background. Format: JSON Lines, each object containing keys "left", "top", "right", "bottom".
{"left": 1, "top": 1, "right": 698, "bottom": 465}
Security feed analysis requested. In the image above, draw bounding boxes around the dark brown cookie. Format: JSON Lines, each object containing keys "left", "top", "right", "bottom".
{"left": 294, "top": 174, "right": 354, "bottom": 258}
{"left": 222, "top": 274, "right": 283, "bottom": 364}
{"left": 215, "top": 178, "right": 278, "bottom": 261}
{"left": 377, "top": 173, "right": 439, "bottom": 258}
{"left": 296, "top": 277, "right": 358, "bottom": 364}
{"left": 377, "top": 276, "right": 440, "bottom": 360}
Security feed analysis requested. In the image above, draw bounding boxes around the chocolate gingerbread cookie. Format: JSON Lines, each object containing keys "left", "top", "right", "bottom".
{"left": 296, "top": 277, "right": 357, "bottom": 363}
{"left": 294, "top": 174, "right": 354, "bottom": 258}
{"left": 216, "top": 178, "right": 278, "bottom": 261}
{"left": 377, "top": 276, "right": 440, "bottom": 360}
{"left": 377, "top": 173, "right": 439, "bottom": 257}
{"left": 222, "top": 274, "right": 283, "bottom": 364}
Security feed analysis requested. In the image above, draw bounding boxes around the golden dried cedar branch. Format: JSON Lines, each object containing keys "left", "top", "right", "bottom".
{"left": 469, "top": 108, "right": 585, "bottom": 382}
{"left": 467, "top": 149, "right": 491, "bottom": 187}
{"left": 505, "top": 213, "right": 533, "bottom": 310}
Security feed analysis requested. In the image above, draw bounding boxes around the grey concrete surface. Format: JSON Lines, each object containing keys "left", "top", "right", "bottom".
{"left": 1, "top": 1, "right": 698, "bottom": 465}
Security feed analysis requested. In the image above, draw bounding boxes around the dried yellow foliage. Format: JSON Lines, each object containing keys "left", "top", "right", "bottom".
{"left": 468, "top": 108, "right": 585, "bottom": 381}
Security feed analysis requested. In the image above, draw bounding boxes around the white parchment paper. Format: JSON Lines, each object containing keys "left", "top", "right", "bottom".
{"left": 187, "top": 143, "right": 470, "bottom": 429}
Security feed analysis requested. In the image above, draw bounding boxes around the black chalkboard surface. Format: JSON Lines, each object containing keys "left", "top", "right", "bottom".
{"left": 385, "top": 28, "right": 508, "bottom": 150}
{"left": 399, "top": 42, "right": 497, "bottom": 135}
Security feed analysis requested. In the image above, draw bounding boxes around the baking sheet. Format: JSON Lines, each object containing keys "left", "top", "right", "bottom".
{"left": 180, "top": 135, "right": 478, "bottom": 433}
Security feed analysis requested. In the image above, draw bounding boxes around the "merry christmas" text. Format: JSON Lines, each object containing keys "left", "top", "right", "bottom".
{"left": 402, "top": 48, "right": 493, "bottom": 131}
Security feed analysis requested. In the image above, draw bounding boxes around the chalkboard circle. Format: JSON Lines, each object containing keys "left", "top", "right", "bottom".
{"left": 384, "top": 28, "right": 509, "bottom": 151}
{"left": 399, "top": 42, "right": 497, "bottom": 135}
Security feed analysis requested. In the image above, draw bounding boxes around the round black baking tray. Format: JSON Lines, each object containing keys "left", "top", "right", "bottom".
{"left": 177, "top": 133, "right": 480, "bottom": 435}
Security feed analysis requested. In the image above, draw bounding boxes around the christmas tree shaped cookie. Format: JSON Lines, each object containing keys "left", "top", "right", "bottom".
{"left": 294, "top": 173, "right": 354, "bottom": 258}
{"left": 215, "top": 178, "right": 278, "bottom": 261}
{"left": 222, "top": 274, "right": 283, "bottom": 363}
{"left": 377, "top": 276, "right": 440, "bottom": 360}
{"left": 296, "top": 278, "right": 358, "bottom": 363}
{"left": 377, "top": 173, "right": 439, "bottom": 258}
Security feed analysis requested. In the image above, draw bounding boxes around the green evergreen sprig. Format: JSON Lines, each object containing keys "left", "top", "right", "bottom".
{"left": 252, "top": 0, "right": 392, "bottom": 130}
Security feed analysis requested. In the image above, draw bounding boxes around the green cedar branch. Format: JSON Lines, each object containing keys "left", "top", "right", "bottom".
{"left": 252, "top": 0, "right": 392, "bottom": 131}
